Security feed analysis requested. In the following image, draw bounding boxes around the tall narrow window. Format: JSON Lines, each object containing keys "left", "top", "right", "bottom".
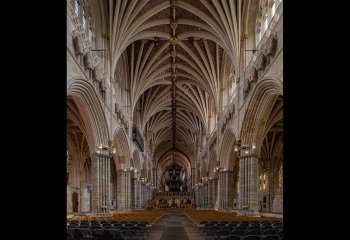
{"left": 82, "top": 9, "right": 87, "bottom": 30}
{"left": 259, "top": 174, "right": 262, "bottom": 190}
{"left": 257, "top": 30, "right": 261, "bottom": 44}
{"left": 89, "top": 28, "right": 93, "bottom": 41}
{"left": 263, "top": 173, "right": 266, "bottom": 189}
{"left": 271, "top": 2, "right": 276, "bottom": 16}
{"left": 75, "top": 0, "right": 79, "bottom": 16}
{"left": 264, "top": 17, "right": 268, "bottom": 33}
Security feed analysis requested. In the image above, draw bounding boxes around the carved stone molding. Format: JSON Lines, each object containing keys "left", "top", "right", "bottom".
{"left": 92, "top": 67, "right": 102, "bottom": 82}
{"left": 265, "top": 32, "right": 277, "bottom": 57}
{"left": 249, "top": 67, "right": 258, "bottom": 83}
{"left": 170, "top": 50, "right": 177, "bottom": 57}
{"left": 84, "top": 52, "right": 94, "bottom": 70}
{"left": 170, "top": 21, "right": 178, "bottom": 30}
{"left": 171, "top": 0, "right": 177, "bottom": 8}
{"left": 256, "top": 52, "right": 266, "bottom": 71}
{"left": 72, "top": 30, "right": 84, "bottom": 55}
{"left": 170, "top": 36, "right": 178, "bottom": 45}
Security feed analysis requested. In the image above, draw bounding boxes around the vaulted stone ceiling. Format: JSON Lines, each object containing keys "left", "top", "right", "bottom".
{"left": 103, "top": 0, "right": 252, "bottom": 167}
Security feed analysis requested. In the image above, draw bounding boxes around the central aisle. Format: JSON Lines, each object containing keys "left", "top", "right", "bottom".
{"left": 147, "top": 212, "right": 203, "bottom": 240}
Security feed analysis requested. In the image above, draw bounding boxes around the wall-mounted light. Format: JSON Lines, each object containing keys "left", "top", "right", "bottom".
{"left": 96, "top": 140, "right": 116, "bottom": 155}
{"left": 214, "top": 161, "right": 225, "bottom": 172}
{"left": 234, "top": 140, "right": 256, "bottom": 156}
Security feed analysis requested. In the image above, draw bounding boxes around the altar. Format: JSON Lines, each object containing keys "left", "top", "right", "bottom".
{"left": 153, "top": 191, "right": 194, "bottom": 209}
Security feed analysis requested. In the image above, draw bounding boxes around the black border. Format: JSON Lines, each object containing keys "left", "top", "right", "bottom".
{"left": 6, "top": 1, "right": 67, "bottom": 238}
{"left": 5, "top": 0, "right": 337, "bottom": 238}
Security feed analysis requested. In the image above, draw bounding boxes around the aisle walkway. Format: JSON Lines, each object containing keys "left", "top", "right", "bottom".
{"left": 147, "top": 213, "right": 203, "bottom": 240}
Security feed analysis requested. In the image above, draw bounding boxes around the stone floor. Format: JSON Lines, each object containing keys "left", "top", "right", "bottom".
{"left": 147, "top": 213, "right": 203, "bottom": 240}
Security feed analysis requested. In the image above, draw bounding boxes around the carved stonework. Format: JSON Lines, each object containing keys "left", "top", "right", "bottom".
{"left": 265, "top": 32, "right": 277, "bottom": 56}
{"left": 92, "top": 67, "right": 102, "bottom": 82}
{"left": 72, "top": 30, "right": 84, "bottom": 55}
{"left": 243, "top": 80, "right": 250, "bottom": 99}
{"left": 170, "top": 50, "right": 177, "bottom": 57}
{"left": 170, "top": 37, "right": 178, "bottom": 45}
{"left": 170, "top": 21, "right": 178, "bottom": 30}
{"left": 84, "top": 52, "right": 94, "bottom": 70}
{"left": 249, "top": 67, "right": 258, "bottom": 83}
{"left": 256, "top": 52, "right": 266, "bottom": 71}
{"left": 171, "top": 0, "right": 177, "bottom": 8}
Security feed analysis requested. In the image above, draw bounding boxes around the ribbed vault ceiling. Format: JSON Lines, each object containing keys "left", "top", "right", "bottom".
{"left": 104, "top": 0, "right": 249, "bottom": 166}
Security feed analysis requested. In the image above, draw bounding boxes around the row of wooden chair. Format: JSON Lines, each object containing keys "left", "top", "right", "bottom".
{"left": 67, "top": 210, "right": 166, "bottom": 226}
{"left": 183, "top": 210, "right": 283, "bottom": 226}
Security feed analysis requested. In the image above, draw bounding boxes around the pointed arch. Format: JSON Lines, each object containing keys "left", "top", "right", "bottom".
{"left": 113, "top": 128, "right": 131, "bottom": 170}
{"left": 67, "top": 77, "right": 109, "bottom": 154}
{"left": 219, "top": 128, "right": 238, "bottom": 171}
{"left": 208, "top": 149, "right": 218, "bottom": 178}
{"left": 240, "top": 77, "right": 283, "bottom": 155}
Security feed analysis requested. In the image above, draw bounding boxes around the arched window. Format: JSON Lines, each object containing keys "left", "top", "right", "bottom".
{"left": 72, "top": 0, "right": 94, "bottom": 44}
{"left": 259, "top": 174, "right": 262, "bottom": 190}
{"left": 259, "top": 172, "right": 267, "bottom": 190}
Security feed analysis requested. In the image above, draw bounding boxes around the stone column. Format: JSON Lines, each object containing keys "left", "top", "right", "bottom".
{"left": 199, "top": 185, "right": 204, "bottom": 209}
{"left": 130, "top": 177, "right": 137, "bottom": 209}
{"left": 238, "top": 154, "right": 260, "bottom": 216}
{"left": 191, "top": 168, "right": 196, "bottom": 189}
{"left": 211, "top": 178, "right": 218, "bottom": 209}
{"left": 218, "top": 171, "right": 224, "bottom": 211}
{"left": 117, "top": 170, "right": 131, "bottom": 212}
{"left": 145, "top": 185, "right": 150, "bottom": 205}
{"left": 203, "top": 183, "right": 208, "bottom": 209}
{"left": 127, "top": 171, "right": 131, "bottom": 211}
{"left": 218, "top": 171, "right": 233, "bottom": 212}
{"left": 91, "top": 153, "right": 112, "bottom": 217}
{"left": 148, "top": 185, "right": 152, "bottom": 202}
{"left": 208, "top": 179, "right": 212, "bottom": 208}
{"left": 136, "top": 179, "right": 142, "bottom": 209}
{"left": 141, "top": 182, "right": 146, "bottom": 209}
{"left": 152, "top": 168, "right": 157, "bottom": 188}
